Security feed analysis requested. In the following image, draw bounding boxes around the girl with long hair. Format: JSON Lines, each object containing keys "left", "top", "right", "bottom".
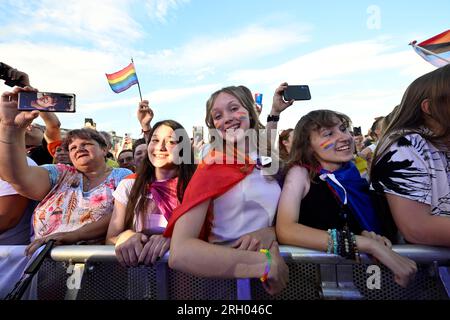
{"left": 163, "top": 84, "right": 291, "bottom": 295}
{"left": 371, "top": 64, "right": 450, "bottom": 246}
{"left": 106, "top": 120, "right": 196, "bottom": 266}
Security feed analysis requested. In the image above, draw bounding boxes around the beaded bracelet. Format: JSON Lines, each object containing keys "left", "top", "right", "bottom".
{"left": 326, "top": 229, "right": 333, "bottom": 254}
{"left": 351, "top": 233, "right": 361, "bottom": 263}
{"left": 259, "top": 249, "right": 272, "bottom": 283}
{"left": 331, "top": 229, "right": 338, "bottom": 255}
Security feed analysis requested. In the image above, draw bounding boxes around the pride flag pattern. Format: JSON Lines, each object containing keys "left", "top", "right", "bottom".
{"left": 106, "top": 63, "right": 139, "bottom": 93}
{"left": 411, "top": 30, "right": 450, "bottom": 67}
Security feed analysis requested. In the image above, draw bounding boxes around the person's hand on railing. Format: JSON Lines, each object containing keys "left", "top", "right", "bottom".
{"left": 262, "top": 241, "right": 289, "bottom": 296}
{"left": 361, "top": 230, "right": 392, "bottom": 248}
{"left": 138, "top": 234, "right": 171, "bottom": 266}
{"left": 115, "top": 232, "right": 148, "bottom": 267}
{"left": 25, "top": 231, "right": 80, "bottom": 256}
{"left": 231, "top": 227, "right": 276, "bottom": 251}
{"left": 356, "top": 235, "right": 417, "bottom": 288}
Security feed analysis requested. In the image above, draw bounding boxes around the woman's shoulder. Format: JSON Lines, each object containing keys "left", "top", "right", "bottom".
{"left": 286, "top": 165, "right": 310, "bottom": 178}
{"left": 284, "top": 165, "right": 311, "bottom": 193}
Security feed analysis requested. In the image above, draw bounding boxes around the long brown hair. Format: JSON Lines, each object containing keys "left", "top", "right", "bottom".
{"left": 124, "top": 120, "right": 196, "bottom": 229}
{"left": 278, "top": 128, "right": 293, "bottom": 161}
{"left": 287, "top": 110, "right": 351, "bottom": 180}
{"left": 372, "top": 64, "right": 450, "bottom": 177}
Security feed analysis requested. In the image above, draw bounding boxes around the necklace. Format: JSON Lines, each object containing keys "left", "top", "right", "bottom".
{"left": 82, "top": 167, "right": 111, "bottom": 192}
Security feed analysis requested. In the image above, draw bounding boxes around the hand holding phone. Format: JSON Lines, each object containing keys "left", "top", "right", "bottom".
{"left": 18, "top": 91, "right": 76, "bottom": 112}
{"left": 353, "top": 126, "right": 362, "bottom": 136}
{"left": 283, "top": 85, "right": 311, "bottom": 101}
{"left": 193, "top": 126, "right": 204, "bottom": 142}
{"left": 0, "top": 62, "right": 29, "bottom": 87}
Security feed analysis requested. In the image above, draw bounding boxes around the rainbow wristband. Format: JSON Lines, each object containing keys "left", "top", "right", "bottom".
{"left": 259, "top": 249, "right": 272, "bottom": 283}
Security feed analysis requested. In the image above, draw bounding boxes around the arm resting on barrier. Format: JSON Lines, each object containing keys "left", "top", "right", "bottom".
{"left": 169, "top": 199, "right": 289, "bottom": 295}
{"left": 25, "top": 214, "right": 111, "bottom": 256}
{"left": 277, "top": 165, "right": 417, "bottom": 287}
{"left": 387, "top": 193, "right": 450, "bottom": 247}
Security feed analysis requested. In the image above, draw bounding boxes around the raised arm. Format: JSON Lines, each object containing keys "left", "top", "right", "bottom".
{"left": 0, "top": 88, "right": 52, "bottom": 200}
{"left": 137, "top": 100, "right": 154, "bottom": 143}
{"left": 169, "top": 199, "right": 288, "bottom": 295}
{"left": 40, "top": 111, "right": 61, "bottom": 143}
{"left": 386, "top": 194, "right": 450, "bottom": 246}
{"left": 265, "top": 82, "right": 294, "bottom": 131}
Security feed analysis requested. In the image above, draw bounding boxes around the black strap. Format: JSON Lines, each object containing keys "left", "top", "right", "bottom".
{"left": 4, "top": 240, "right": 55, "bottom": 300}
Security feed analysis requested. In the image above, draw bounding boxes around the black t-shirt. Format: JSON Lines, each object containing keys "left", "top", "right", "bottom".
{"left": 27, "top": 138, "right": 53, "bottom": 165}
{"left": 299, "top": 177, "right": 363, "bottom": 234}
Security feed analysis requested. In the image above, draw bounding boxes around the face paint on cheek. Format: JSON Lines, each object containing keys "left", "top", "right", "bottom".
{"left": 234, "top": 111, "right": 248, "bottom": 122}
{"left": 320, "top": 140, "right": 335, "bottom": 151}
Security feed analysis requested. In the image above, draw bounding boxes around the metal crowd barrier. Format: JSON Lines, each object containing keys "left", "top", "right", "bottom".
{"left": 32, "top": 245, "right": 450, "bottom": 300}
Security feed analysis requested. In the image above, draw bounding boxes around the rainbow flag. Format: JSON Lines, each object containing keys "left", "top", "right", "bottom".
{"left": 105, "top": 62, "right": 139, "bottom": 93}
{"left": 411, "top": 30, "right": 450, "bottom": 67}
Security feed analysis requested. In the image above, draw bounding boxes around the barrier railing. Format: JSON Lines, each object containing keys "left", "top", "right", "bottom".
{"left": 29, "top": 245, "right": 450, "bottom": 300}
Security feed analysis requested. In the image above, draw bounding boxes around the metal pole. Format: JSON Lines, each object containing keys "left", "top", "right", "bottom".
{"left": 131, "top": 57, "right": 143, "bottom": 102}
{"left": 410, "top": 42, "right": 450, "bottom": 64}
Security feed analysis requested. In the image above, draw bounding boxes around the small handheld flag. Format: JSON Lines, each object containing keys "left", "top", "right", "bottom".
{"left": 106, "top": 59, "right": 143, "bottom": 100}
{"left": 410, "top": 30, "right": 450, "bottom": 67}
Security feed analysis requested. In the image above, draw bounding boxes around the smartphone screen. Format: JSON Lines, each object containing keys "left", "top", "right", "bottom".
{"left": 283, "top": 85, "right": 311, "bottom": 101}
{"left": 353, "top": 126, "right": 362, "bottom": 136}
{"left": 18, "top": 91, "right": 76, "bottom": 112}
{"left": 193, "top": 126, "right": 204, "bottom": 142}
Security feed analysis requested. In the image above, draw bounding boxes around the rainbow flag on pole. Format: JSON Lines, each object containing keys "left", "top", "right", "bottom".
{"left": 410, "top": 30, "right": 450, "bottom": 67}
{"left": 106, "top": 62, "right": 139, "bottom": 93}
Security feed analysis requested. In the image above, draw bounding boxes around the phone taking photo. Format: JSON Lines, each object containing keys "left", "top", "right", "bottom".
{"left": 283, "top": 85, "right": 311, "bottom": 101}
{"left": 193, "top": 126, "right": 204, "bottom": 142}
{"left": 353, "top": 126, "right": 362, "bottom": 136}
{"left": 18, "top": 91, "right": 76, "bottom": 113}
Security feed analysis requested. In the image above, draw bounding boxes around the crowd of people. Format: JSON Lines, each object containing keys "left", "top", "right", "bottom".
{"left": 1, "top": 63, "right": 449, "bottom": 296}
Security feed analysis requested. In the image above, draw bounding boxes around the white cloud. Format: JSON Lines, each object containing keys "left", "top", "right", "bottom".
{"left": 140, "top": 24, "right": 310, "bottom": 78}
{"left": 0, "top": 42, "right": 121, "bottom": 98}
{"left": 0, "top": 0, "right": 143, "bottom": 50}
{"left": 222, "top": 38, "right": 437, "bottom": 133}
{"left": 227, "top": 38, "right": 435, "bottom": 86}
{"left": 145, "top": 0, "right": 190, "bottom": 23}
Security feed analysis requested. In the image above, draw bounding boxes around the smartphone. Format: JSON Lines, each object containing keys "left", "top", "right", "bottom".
{"left": 193, "top": 126, "right": 204, "bottom": 142}
{"left": 84, "top": 118, "right": 94, "bottom": 128}
{"left": 18, "top": 91, "right": 76, "bottom": 112}
{"left": 283, "top": 85, "right": 311, "bottom": 101}
{"left": 353, "top": 126, "right": 362, "bottom": 136}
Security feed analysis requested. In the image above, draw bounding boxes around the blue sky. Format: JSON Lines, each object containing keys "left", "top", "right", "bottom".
{"left": 0, "top": 0, "right": 448, "bottom": 138}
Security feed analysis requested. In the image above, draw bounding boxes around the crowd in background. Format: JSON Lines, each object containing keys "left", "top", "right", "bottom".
{"left": 1, "top": 62, "right": 449, "bottom": 296}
